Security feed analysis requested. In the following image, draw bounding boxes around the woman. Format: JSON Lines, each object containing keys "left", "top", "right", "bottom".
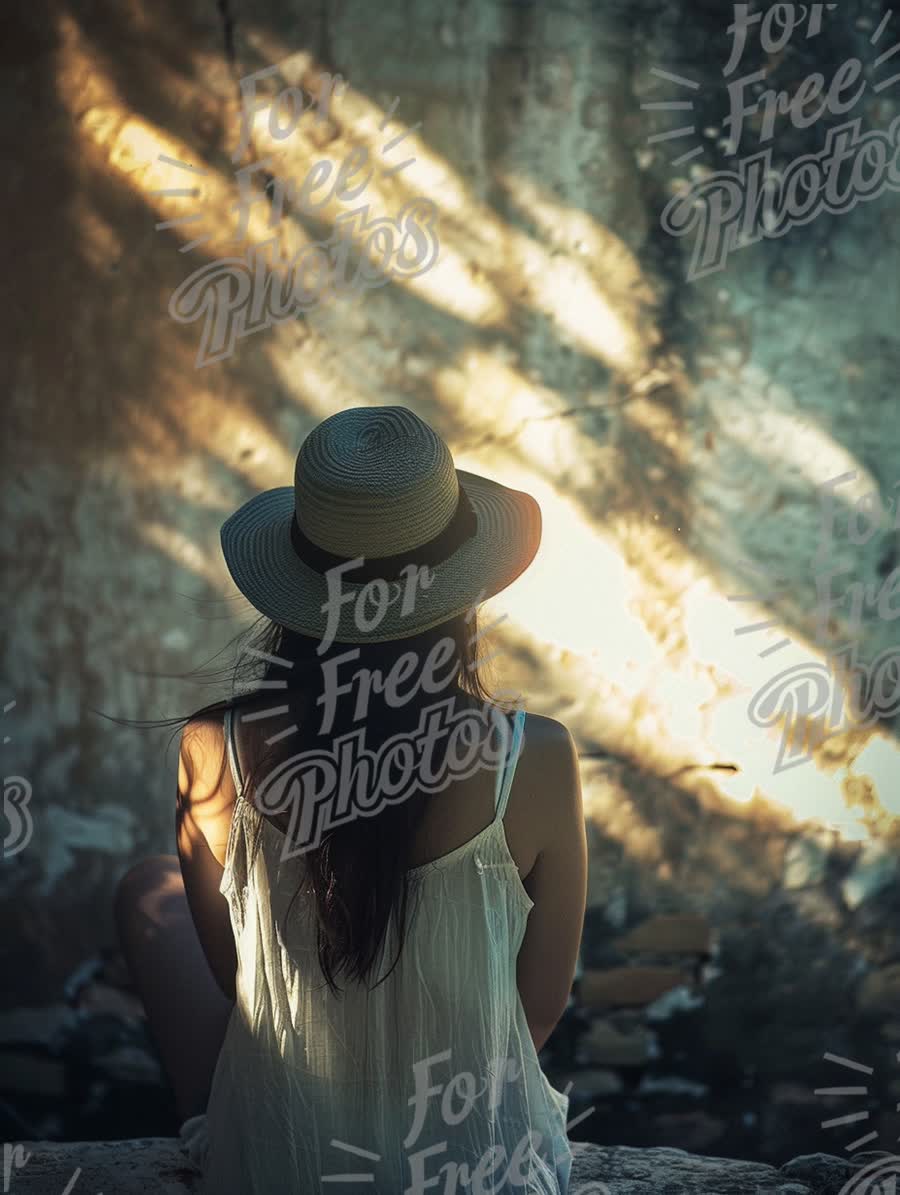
{"left": 115, "top": 405, "right": 588, "bottom": 1193}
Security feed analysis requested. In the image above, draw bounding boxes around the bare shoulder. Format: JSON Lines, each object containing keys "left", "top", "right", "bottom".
{"left": 179, "top": 714, "right": 229, "bottom": 785}
{"left": 513, "top": 711, "right": 580, "bottom": 817}
{"left": 520, "top": 711, "right": 578, "bottom": 768}
{"left": 177, "top": 713, "right": 235, "bottom": 837}
{"left": 520, "top": 710, "right": 573, "bottom": 740}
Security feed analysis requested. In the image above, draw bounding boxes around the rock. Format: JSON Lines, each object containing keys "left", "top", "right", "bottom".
{"left": 857, "top": 963, "right": 900, "bottom": 1015}
{"left": 7, "top": 1138, "right": 201, "bottom": 1192}
{"left": 581, "top": 967, "right": 689, "bottom": 1011}
{"left": 550, "top": 1067, "right": 625, "bottom": 1098}
{"left": 637, "top": 1074, "right": 708, "bottom": 1098}
{"left": 572, "top": 1143, "right": 862, "bottom": 1191}
{"left": 580, "top": 1019, "right": 658, "bottom": 1066}
{"left": 778, "top": 1150, "right": 865, "bottom": 1193}
{"left": 841, "top": 841, "right": 900, "bottom": 910}
{"left": 644, "top": 985, "right": 706, "bottom": 1022}
{"left": 615, "top": 916, "right": 713, "bottom": 956}
{"left": 783, "top": 835, "right": 829, "bottom": 889}
{"left": 651, "top": 1110, "right": 727, "bottom": 1152}
{"left": 3, "top": 1138, "right": 865, "bottom": 1193}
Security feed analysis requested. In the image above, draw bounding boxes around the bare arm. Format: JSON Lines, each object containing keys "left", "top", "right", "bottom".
{"left": 176, "top": 719, "right": 238, "bottom": 1002}
{"left": 516, "top": 723, "right": 587, "bottom": 1052}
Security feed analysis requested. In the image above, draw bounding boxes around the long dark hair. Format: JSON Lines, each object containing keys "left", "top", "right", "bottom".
{"left": 119, "top": 607, "right": 516, "bottom": 996}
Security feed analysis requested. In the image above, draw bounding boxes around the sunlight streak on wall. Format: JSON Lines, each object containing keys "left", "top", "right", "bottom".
{"left": 51, "top": 8, "right": 897, "bottom": 853}
{"left": 495, "top": 172, "right": 653, "bottom": 375}
{"left": 683, "top": 569, "right": 889, "bottom": 836}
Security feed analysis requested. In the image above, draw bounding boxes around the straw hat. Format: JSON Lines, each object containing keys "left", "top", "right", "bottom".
{"left": 220, "top": 405, "right": 542, "bottom": 643}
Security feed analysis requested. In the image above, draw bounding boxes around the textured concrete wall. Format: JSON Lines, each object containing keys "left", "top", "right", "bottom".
{"left": 2, "top": 0, "right": 899, "bottom": 1058}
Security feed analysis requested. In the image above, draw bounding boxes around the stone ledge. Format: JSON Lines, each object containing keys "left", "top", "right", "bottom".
{"left": 5, "top": 1137, "right": 868, "bottom": 1193}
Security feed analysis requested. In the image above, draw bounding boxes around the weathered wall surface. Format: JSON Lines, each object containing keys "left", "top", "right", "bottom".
{"left": 2, "top": 0, "right": 900, "bottom": 1163}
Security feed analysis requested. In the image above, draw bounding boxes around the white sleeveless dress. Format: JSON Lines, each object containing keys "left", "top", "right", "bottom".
{"left": 178, "top": 705, "right": 573, "bottom": 1193}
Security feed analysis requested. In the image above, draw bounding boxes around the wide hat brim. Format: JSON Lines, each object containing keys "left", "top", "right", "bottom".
{"left": 220, "top": 470, "right": 542, "bottom": 643}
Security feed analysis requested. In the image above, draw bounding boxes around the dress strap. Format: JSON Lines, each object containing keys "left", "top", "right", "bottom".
{"left": 223, "top": 707, "right": 245, "bottom": 799}
{"left": 493, "top": 707, "right": 527, "bottom": 823}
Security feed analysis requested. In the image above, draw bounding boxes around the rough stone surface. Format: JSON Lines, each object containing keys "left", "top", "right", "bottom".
{"left": 857, "top": 963, "right": 900, "bottom": 1017}
{"left": 783, "top": 835, "right": 830, "bottom": 891}
{"left": 5, "top": 1138, "right": 868, "bottom": 1194}
{"left": 841, "top": 841, "right": 900, "bottom": 910}
{"left": 580, "top": 1019, "right": 658, "bottom": 1067}
{"left": 615, "top": 916, "right": 713, "bottom": 957}
{"left": 581, "top": 967, "right": 690, "bottom": 1010}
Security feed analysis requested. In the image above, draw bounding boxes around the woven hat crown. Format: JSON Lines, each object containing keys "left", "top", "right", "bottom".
{"left": 293, "top": 406, "right": 460, "bottom": 559}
